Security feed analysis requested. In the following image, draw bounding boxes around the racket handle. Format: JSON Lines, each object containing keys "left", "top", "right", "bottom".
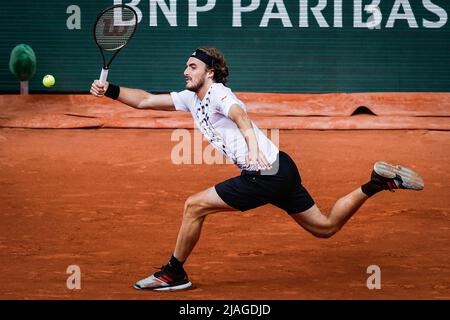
{"left": 99, "top": 68, "right": 109, "bottom": 85}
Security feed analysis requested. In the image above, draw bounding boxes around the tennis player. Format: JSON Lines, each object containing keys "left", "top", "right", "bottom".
{"left": 90, "top": 47, "right": 424, "bottom": 291}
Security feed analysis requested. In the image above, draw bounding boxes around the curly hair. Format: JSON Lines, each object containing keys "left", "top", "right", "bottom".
{"left": 198, "top": 47, "right": 229, "bottom": 85}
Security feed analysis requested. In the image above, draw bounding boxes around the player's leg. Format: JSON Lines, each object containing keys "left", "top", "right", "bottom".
{"left": 290, "top": 161, "right": 424, "bottom": 238}
{"left": 134, "top": 168, "right": 275, "bottom": 291}
{"left": 173, "top": 187, "right": 236, "bottom": 262}
{"left": 290, "top": 188, "right": 368, "bottom": 238}
{"left": 134, "top": 186, "right": 237, "bottom": 291}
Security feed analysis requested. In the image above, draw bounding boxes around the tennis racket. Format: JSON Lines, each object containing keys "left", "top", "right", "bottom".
{"left": 93, "top": 4, "right": 138, "bottom": 85}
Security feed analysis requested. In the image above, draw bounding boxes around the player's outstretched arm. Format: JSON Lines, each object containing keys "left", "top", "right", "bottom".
{"left": 90, "top": 80, "right": 176, "bottom": 111}
{"left": 135, "top": 92, "right": 175, "bottom": 111}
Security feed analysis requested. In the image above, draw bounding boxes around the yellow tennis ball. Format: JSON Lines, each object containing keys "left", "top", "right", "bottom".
{"left": 42, "top": 74, "right": 55, "bottom": 87}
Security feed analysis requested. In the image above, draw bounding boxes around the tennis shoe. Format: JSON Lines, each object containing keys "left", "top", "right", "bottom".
{"left": 372, "top": 161, "right": 424, "bottom": 192}
{"left": 133, "top": 265, "right": 192, "bottom": 291}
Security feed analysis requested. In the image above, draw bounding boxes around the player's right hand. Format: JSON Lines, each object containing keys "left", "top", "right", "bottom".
{"left": 90, "top": 80, "right": 109, "bottom": 97}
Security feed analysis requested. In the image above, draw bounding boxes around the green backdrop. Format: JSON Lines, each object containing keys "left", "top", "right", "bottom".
{"left": 1, "top": 0, "right": 450, "bottom": 93}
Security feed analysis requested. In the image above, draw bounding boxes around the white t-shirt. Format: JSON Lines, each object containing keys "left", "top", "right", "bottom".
{"left": 170, "top": 83, "right": 279, "bottom": 171}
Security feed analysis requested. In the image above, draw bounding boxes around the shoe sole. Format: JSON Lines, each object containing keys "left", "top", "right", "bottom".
{"left": 374, "top": 162, "right": 424, "bottom": 191}
{"left": 133, "top": 281, "right": 193, "bottom": 291}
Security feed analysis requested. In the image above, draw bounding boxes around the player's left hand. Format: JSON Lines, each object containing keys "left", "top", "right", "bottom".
{"left": 246, "top": 149, "right": 272, "bottom": 171}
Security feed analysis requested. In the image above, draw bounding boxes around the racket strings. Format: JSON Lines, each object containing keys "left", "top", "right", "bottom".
{"left": 95, "top": 7, "right": 137, "bottom": 51}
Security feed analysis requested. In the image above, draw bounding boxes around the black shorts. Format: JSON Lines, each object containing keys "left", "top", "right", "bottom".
{"left": 215, "top": 151, "right": 315, "bottom": 215}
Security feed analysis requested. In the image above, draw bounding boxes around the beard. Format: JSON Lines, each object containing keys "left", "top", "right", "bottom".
{"left": 185, "top": 76, "right": 205, "bottom": 92}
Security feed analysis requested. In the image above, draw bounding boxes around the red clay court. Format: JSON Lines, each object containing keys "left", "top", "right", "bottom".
{"left": 0, "top": 94, "right": 449, "bottom": 299}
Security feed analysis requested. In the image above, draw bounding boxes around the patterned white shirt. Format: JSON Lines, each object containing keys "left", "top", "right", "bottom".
{"left": 170, "top": 83, "right": 279, "bottom": 171}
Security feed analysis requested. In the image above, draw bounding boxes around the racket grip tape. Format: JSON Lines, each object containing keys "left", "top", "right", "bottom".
{"left": 99, "top": 68, "right": 109, "bottom": 85}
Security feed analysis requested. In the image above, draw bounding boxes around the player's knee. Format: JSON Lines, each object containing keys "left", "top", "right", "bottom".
{"left": 184, "top": 196, "right": 198, "bottom": 213}
{"left": 183, "top": 195, "right": 207, "bottom": 219}
{"left": 311, "top": 223, "right": 340, "bottom": 239}
{"left": 314, "top": 230, "right": 334, "bottom": 239}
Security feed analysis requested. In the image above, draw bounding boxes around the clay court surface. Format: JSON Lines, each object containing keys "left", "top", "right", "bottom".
{"left": 0, "top": 128, "right": 449, "bottom": 299}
